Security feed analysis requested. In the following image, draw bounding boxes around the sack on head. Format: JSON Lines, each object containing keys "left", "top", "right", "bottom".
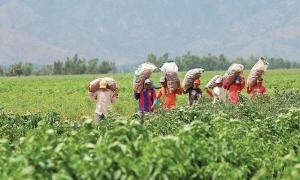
{"left": 133, "top": 63, "right": 157, "bottom": 93}
{"left": 247, "top": 58, "right": 268, "bottom": 88}
{"left": 160, "top": 62, "right": 180, "bottom": 93}
{"left": 205, "top": 75, "right": 223, "bottom": 89}
{"left": 88, "top": 77, "right": 118, "bottom": 93}
{"left": 182, "top": 68, "right": 205, "bottom": 91}
{"left": 224, "top": 64, "right": 244, "bottom": 87}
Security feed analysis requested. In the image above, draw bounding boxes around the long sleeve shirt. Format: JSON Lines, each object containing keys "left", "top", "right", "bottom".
{"left": 134, "top": 89, "right": 157, "bottom": 112}
{"left": 95, "top": 89, "right": 117, "bottom": 115}
{"left": 157, "top": 87, "right": 182, "bottom": 109}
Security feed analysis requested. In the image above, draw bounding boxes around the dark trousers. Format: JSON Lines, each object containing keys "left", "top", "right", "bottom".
{"left": 138, "top": 111, "right": 145, "bottom": 124}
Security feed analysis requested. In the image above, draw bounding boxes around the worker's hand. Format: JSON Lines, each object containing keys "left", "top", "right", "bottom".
{"left": 150, "top": 105, "right": 155, "bottom": 111}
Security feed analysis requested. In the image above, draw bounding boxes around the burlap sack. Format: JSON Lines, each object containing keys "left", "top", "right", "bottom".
{"left": 88, "top": 77, "right": 118, "bottom": 93}
{"left": 133, "top": 63, "right": 157, "bottom": 93}
{"left": 182, "top": 68, "right": 205, "bottom": 91}
{"left": 247, "top": 58, "right": 268, "bottom": 88}
{"left": 224, "top": 64, "right": 244, "bottom": 87}
{"left": 205, "top": 75, "right": 223, "bottom": 89}
{"left": 160, "top": 62, "right": 180, "bottom": 93}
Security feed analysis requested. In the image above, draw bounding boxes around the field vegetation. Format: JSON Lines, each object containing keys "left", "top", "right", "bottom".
{"left": 0, "top": 69, "right": 299, "bottom": 179}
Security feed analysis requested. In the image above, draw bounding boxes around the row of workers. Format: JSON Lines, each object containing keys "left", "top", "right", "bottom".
{"left": 93, "top": 74, "right": 266, "bottom": 122}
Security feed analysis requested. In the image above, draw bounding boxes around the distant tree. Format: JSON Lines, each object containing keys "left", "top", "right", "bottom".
{"left": 86, "top": 58, "right": 99, "bottom": 74}
{"left": 233, "top": 57, "right": 246, "bottom": 66}
{"left": 21, "top": 63, "right": 33, "bottom": 76}
{"left": 145, "top": 53, "right": 158, "bottom": 66}
{"left": 63, "top": 54, "right": 86, "bottom": 74}
{"left": 157, "top": 53, "right": 169, "bottom": 67}
{"left": 10, "top": 63, "right": 23, "bottom": 76}
{"left": 53, "top": 60, "right": 64, "bottom": 75}
{"left": 33, "top": 65, "right": 53, "bottom": 76}
{"left": 0, "top": 66, "right": 3, "bottom": 76}
{"left": 98, "top": 60, "right": 115, "bottom": 74}
{"left": 111, "top": 61, "right": 117, "bottom": 73}
{"left": 218, "top": 54, "right": 229, "bottom": 70}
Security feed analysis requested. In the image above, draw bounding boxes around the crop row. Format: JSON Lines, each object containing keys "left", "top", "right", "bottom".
{"left": 0, "top": 90, "right": 299, "bottom": 179}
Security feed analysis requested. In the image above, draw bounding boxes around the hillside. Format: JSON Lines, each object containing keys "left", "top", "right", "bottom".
{"left": 0, "top": 0, "right": 300, "bottom": 64}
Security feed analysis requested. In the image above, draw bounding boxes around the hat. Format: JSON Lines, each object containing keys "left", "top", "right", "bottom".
{"left": 193, "top": 79, "right": 200, "bottom": 84}
{"left": 99, "top": 80, "right": 108, "bottom": 89}
{"left": 159, "top": 77, "right": 166, "bottom": 83}
{"left": 215, "top": 77, "right": 222, "bottom": 84}
{"left": 144, "top": 79, "right": 152, "bottom": 85}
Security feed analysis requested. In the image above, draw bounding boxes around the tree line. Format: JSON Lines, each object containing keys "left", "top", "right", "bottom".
{"left": 145, "top": 51, "right": 300, "bottom": 71}
{"left": 1, "top": 52, "right": 300, "bottom": 76}
{"left": 0, "top": 54, "right": 116, "bottom": 76}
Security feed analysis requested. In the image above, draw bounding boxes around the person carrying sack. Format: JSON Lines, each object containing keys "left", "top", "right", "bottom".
{"left": 94, "top": 80, "right": 117, "bottom": 121}
{"left": 225, "top": 74, "right": 245, "bottom": 104}
{"left": 187, "top": 79, "right": 202, "bottom": 106}
{"left": 134, "top": 79, "right": 157, "bottom": 124}
{"left": 157, "top": 77, "right": 182, "bottom": 109}
{"left": 205, "top": 77, "right": 225, "bottom": 103}
{"left": 247, "top": 77, "right": 266, "bottom": 97}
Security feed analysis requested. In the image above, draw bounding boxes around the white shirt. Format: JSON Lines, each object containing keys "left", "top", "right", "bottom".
{"left": 212, "top": 86, "right": 225, "bottom": 103}
{"left": 95, "top": 89, "right": 117, "bottom": 115}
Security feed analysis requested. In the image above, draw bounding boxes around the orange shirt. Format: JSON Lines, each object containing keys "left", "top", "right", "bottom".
{"left": 157, "top": 87, "right": 182, "bottom": 109}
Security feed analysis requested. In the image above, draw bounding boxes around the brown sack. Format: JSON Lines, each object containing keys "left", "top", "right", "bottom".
{"left": 182, "top": 68, "right": 204, "bottom": 91}
{"left": 224, "top": 64, "right": 244, "bottom": 87}
{"left": 247, "top": 58, "right": 268, "bottom": 88}
{"left": 88, "top": 77, "right": 118, "bottom": 93}
{"left": 133, "top": 63, "right": 157, "bottom": 93}
{"left": 166, "top": 71, "right": 180, "bottom": 93}
{"left": 160, "top": 62, "right": 180, "bottom": 93}
{"left": 205, "top": 75, "right": 223, "bottom": 89}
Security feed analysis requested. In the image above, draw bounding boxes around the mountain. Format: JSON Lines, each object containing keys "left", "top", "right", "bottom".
{"left": 1, "top": 0, "right": 300, "bottom": 65}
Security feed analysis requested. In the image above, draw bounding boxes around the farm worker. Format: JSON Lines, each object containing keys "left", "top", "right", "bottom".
{"left": 205, "top": 77, "right": 225, "bottom": 103}
{"left": 187, "top": 79, "right": 202, "bottom": 106}
{"left": 94, "top": 80, "right": 117, "bottom": 121}
{"left": 247, "top": 77, "right": 266, "bottom": 97}
{"left": 157, "top": 77, "right": 182, "bottom": 109}
{"left": 134, "top": 79, "right": 158, "bottom": 124}
{"left": 225, "top": 74, "right": 245, "bottom": 104}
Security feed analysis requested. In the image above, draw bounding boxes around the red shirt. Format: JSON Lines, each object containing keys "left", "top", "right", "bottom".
{"left": 227, "top": 76, "right": 245, "bottom": 104}
{"left": 247, "top": 84, "right": 266, "bottom": 97}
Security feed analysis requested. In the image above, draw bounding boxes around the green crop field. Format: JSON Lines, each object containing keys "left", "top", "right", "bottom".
{"left": 1, "top": 69, "right": 300, "bottom": 119}
{"left": 0, "top": 69, "right": 300, "bottom": 179}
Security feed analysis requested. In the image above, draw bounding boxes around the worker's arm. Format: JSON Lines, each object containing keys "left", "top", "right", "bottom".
{"left": 246, "top": 86, "right": 252, "bottom": 94}
{"left": 176, "top": 87, "right": 182, "bottom": 95}
{"left": 134, "top": 92, "right": 140, "bottom": 100}
{"left": 222, "top": 79, "right": 228, "bottom": 90}
{"left": 240, "top": 77, "right": 245, "bottom": 90}
{"left": 151, "top": 90, "right": 158, "bottom": 110}
{"left": 205, "top": 88, "right": 213, "bottom": 97}
{"left": 156, "top": 89, "right": 162, "bottom": 100}
{"left": 262, "top": 86, "right": 266, "bottom": 94}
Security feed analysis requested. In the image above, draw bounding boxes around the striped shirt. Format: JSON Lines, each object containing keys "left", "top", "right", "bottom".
{"left": 134, "top": 89, "right": 157, "bottom": 112}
